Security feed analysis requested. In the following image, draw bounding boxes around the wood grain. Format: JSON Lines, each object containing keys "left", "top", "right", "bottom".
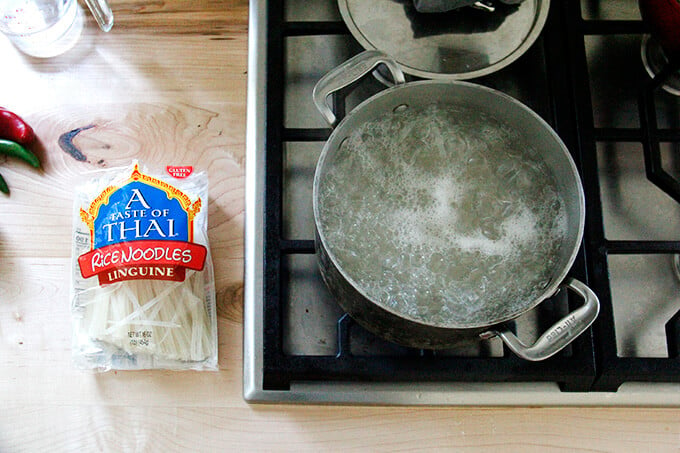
{"left": 0, "top": 1, "right": 679, "bottom": 451}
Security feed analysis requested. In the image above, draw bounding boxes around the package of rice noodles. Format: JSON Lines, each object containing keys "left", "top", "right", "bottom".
{"left": 70, "top": 162, "right": 217, "bottom": 371}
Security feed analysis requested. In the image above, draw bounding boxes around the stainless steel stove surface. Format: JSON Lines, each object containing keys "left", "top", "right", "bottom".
{"left": 244, "top": 0, "right": 680, "bottom": 405}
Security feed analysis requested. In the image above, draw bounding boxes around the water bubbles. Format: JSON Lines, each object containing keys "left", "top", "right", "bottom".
{"left": 317, "top": 103, "right": 569, "bottom": 327}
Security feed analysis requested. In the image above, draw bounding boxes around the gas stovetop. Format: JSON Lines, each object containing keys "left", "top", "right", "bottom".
{"left": 244, "top": 0, "right": 680, "bottom": 405}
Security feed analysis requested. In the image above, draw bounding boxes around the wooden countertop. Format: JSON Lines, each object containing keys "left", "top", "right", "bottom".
{"left": 0, "top": 1, "right": 678, "bottom": 450}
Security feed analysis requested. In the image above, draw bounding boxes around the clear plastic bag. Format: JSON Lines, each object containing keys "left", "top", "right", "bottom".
{"left": 70, "top": 162, "right": 217, "bottom": 371}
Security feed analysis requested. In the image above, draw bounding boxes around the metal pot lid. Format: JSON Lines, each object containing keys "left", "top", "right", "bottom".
{"left": 338, "top": 0, "right": 550, "bottom": 80}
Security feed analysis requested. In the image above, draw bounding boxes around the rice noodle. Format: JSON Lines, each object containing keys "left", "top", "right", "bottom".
{"left": 70, "top": 162, "right": 218, "bottom": 371}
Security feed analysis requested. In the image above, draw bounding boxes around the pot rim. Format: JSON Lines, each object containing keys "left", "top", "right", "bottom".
{"left": 313, "top": 79, "right": 586, "bottom": 330}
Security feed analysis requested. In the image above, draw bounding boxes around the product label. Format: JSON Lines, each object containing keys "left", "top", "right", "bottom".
{"left": 166, "top": 165, "right": 193, "bottom": 179}
{"left": 78, "top": 164, "right": 206, "bottom": 284}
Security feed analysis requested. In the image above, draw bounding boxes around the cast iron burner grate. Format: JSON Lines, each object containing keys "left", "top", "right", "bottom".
{"left": 260, "top": 0, "right": 680, "bottom": 393}
{"left": 573, "top": 4, "right": 680, "bottom": 390}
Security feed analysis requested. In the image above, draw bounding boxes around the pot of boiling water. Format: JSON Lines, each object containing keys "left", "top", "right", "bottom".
{"left": 312, "top": 51, "right": 599, "bottom": 361}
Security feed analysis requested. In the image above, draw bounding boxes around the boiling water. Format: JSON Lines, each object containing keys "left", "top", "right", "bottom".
{"left": 317, "top": 104, "right": 569, "bottom": 327}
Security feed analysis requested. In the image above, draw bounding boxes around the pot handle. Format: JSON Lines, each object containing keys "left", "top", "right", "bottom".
{"left": 480, "top": 278, "right": 600, "bottom": 361}
{"left": 312, "top": 50, "right": 406, "bottom": 127}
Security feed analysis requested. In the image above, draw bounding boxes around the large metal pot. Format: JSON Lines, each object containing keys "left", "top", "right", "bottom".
{"left": 312, "top": 51, "right": 599, "bottom": 361}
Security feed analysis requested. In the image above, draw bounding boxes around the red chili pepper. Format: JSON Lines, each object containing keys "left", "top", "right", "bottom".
{"left": 0, "top": 107, "right": 36, "bottom": 146}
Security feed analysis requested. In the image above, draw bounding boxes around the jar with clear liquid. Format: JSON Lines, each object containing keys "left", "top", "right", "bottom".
{"left": 0, "top": 0, "right": 112, "bottom": 58}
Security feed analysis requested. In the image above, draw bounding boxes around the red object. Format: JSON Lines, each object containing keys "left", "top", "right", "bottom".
{"left": 166, "top": 165, "right": 194, "bottom": 178}
{"left": 97, "top": 265, "right": 186, "bottom": 284}
{"left": 78, "top": 239, "right": 207, "bottom": 279}
{"left": 0, "top": 107, "right": 36, "bottom": 146}
{"left": 639, "top": 0, "right": 680, "bottom": 57}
